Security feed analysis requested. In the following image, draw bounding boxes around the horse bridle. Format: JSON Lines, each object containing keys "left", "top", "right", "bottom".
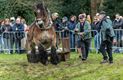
{"left": 35, "top": 18, "right": 53, "bottom": 30}
{"left": 35, "top": 8, "right": 53, "bottom": 30}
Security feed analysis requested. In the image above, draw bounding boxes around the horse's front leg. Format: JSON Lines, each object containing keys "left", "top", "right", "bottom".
{"left": 50, "top": 39, "right": 60, "bottom": 65}
{"left": 38, "top": 44, "right": 48, "bottom": 65}
{"left": 27, "top": 43, "right": 39, "bottom": 63}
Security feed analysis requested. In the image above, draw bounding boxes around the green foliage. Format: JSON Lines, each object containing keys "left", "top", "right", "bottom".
{"left": 0, "top": 0, "right": 123, "bottom": 24}
{"left": 0, "top": 0, "right": 35, "bottom": 24}
{"left": 61, "top": 0, "right": 91, "bottom": 17}
{"left": 0, "top": 0, "right": 91, "bottom": 24}
{"left": 101, "top": 0, "right": 123, "bottom": 18}
{"left": 0, "top": 0, "right": 64, "bottom": 24}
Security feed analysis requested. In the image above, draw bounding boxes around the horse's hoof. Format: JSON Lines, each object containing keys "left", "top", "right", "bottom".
{"left": 51, "top": 61, "right": 59, "bottom": 65}
{"left": 27, "top": 53, "right": 39, "bottom": 63}
{"left": 40, "top": 60, "right": 48, "bottom": 65}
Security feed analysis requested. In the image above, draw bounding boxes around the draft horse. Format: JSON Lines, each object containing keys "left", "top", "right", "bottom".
{"left": 26, "top": 3, "right": 59, "bottom": 65}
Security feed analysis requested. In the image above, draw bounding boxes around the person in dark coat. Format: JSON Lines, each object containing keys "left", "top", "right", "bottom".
{"left": 99, "top": 11, "right": 115, "bottom": 64}
{"left": 61, "top": 16, "right": 69, "bottom": 38}
{"left": 91, "top": 16, "right": 101, "bottom": 53}
{"left": 1, "top": 18, "right": 13, "bottom": 54}
{"left": 0, "top": 20, "right": 4, "bottom": 53}
{"left": 113, "top": 13, "right": 123, "bottom": 48}
{"left": 12, "top": 17, "right": 25, "bottom": 54}
{"left": 52, "top": 13, "right": 62, "bottom": 31}
{"left": 52, "top": 13, "right": 62, "bottom": 49}
{"left": 113, "top": 13, "right": 123, "bottom": 29}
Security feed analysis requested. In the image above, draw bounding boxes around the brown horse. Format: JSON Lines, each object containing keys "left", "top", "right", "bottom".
{"left": 26, "top": 3, "right": 59, "bottom": 65}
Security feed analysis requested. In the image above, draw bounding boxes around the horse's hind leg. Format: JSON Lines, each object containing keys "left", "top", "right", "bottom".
{"left": 50, "top": 46, "right": 60, "bottom": 65}
{"left": 38, "top": 45, "right": 48, "bottom": 65}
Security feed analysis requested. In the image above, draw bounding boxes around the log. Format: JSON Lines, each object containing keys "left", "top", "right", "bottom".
{"left": 58, "top": 52, "right": 70, "bottom": 61}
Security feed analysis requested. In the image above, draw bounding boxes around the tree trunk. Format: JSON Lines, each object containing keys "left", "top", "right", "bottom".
{"left": 91, "top": 0, "right": 97, "bottom": 20}
{"left": 91, "top": 0, "right": 103, "bottom": 20}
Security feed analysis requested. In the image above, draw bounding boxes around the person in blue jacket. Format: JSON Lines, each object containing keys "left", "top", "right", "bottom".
{"left": 12, "top": 17, "right": 25, "bottom": 54}
{"left": 67, "top": 15, "right": 77, "bottom": 52}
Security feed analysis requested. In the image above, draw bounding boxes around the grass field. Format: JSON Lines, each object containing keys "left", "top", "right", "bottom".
{"left": 0, "top": 52, "right": 123, "bottom": 80}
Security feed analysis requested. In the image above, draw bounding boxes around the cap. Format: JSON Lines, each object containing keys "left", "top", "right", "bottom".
{"left": 52, "top": 12, "right": 59, "bottom": 17}
{"left": 99, "top": 11, "right": 106, "bottom": 15}
{"left": 62, "top": 16, "right": 68, "bottom": 21}
{"left": 10, "top": 17, "right": 15, "bottom": 21}
{"left": 79, "top": 14, "right": 85, "bottom": 19}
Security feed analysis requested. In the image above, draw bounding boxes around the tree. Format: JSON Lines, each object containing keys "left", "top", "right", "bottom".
{"left": 101, "top": 0, "right": 123, "bottom": 19}
{"left": 0, "top": 0, "right": 62, "bottom": 24}
{"left": 61, "top": 0, "right": 91, "bottom": 17}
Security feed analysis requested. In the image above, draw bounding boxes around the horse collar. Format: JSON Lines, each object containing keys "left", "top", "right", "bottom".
{"left": 35, "top": 20, "right": 52, "bottom": 30}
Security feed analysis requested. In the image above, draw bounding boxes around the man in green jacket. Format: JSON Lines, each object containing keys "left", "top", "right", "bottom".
{"left": 99, "top": 11, "right": 115, "bottom": 64}
{"left": 75, "top": 14, "right": 91, "bottom": 61}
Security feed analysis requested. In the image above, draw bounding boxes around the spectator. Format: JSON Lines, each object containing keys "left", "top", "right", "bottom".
{"left": 21, "top": 18, "right": 28, "bottom": 53}
{"left": 61, "top": 16, "right": 69, "bottom": 37}
{"left": 67, "top": 15, "right": 77, "bottom": 52}
{"left": 113, "top": 13, "right": 123, "bottom": 29}
{"left": 21, "top": 18, "right": 28, "bottom": 31}
{"left": 9, "top": 17, "right": 16, "bottom": 54}
{"left": 113, "top": 13, "right": 123, "bottom": 49}
{"left": 75, "top": 14, "right": 91, "bottom": 60}
{"left": 52, "top": 12, "right": 62, "bottom": 31}
{"left": 12, "top": 17, "right": 25, "bottom": 54}
{"left": 10, "top": 17, "right": 15, "bottom": 26}
{"left": 91, "top": 16, "right": 101, "bottom": 53}
{"left": 2, "top": 18, "right": 12, "bottom": 54}
{"left": 87, "top": 15, "right": 92, "bottom": 24}
{"left": 120, "top": 16, "right": 123, "bottom": 19}
{"left": 98, "top": 11, "right": 115, "bottom": 64}
{"left": 52, "top": 12, "right": 62, "bottom": 49}
{"left": 0, "top": 20, "right": 4, "bottom": 53}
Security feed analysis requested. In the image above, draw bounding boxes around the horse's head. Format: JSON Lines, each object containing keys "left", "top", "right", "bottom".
{"left": 34, "top": 2, "right": 52, "bottom": 29}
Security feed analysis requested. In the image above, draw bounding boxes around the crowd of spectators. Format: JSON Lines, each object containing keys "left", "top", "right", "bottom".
{"left": 52, "top": 12, "right": 123, "bottom": 60}
{"left": 0, "top": 17, "right": 29, "bottom": 54}
{"left": 0, "top": 12, "right": 123, "bottom": 56}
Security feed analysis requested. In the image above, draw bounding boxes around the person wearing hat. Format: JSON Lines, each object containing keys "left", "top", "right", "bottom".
{"left": 52, "top": 13, "right": 62, "bottom": 49}
{"left": 98, "top": 11, "right": 115, "bottom": 64}
{"left": 10, "top": 17, "right": 15, "bottom": 26}
{"left": 12, "top": 17, "right": 25, "bottom": 54}
{"left": 52, "top": 12, "right": 62, "bottom": 31}
{"left": 75, "top": 13, "right": 91, "bottom": 61}
{"left": 61, "top": 16, "right": 69, "bottom": 37}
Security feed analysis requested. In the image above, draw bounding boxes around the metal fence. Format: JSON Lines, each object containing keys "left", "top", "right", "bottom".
{"left": 0, "top": 29, "right": 123, "bottom": 54}
{"left": 0, "top": 31, "right": 27, "bottom": 54}
{"left": 113, "top": 29, "right": 123, "bottom": 53}
{"left": 56, "top": 29, "right": 123, "bottom": 53}
{"left": 55, "top": 30, "right": 99, "bottom": 52}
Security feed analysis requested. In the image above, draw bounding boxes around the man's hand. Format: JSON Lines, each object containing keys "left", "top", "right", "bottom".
{"left": 113, "top": 39, "right": 117, "bottom": 44}
{"left": 74, "top": 29, "right": 79, "bottom": 32}
{"left": 79, "top": 32, "right": 84, "bottom": 36}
